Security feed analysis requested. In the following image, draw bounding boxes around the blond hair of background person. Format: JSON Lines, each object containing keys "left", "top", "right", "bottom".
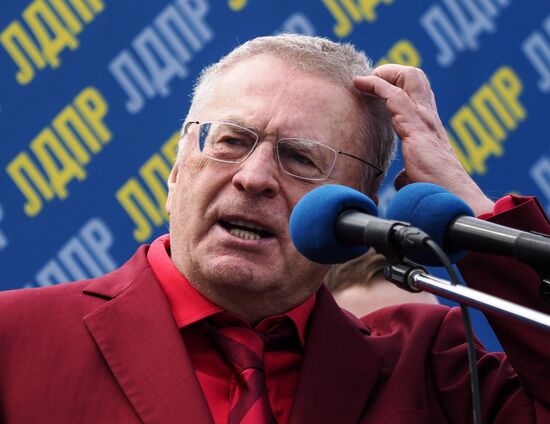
{"left": 326, "top": 250, "right": 438, "bottom": 317}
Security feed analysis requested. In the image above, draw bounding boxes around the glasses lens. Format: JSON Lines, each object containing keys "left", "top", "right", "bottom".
{"left": 198, "top": 122, "right": 258, "bottom": 162}
{"left": 277, "top": 139, "right": 336, "bottom": 180}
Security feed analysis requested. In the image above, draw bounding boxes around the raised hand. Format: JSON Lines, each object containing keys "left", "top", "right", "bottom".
{"left": 354, "top": 64, "right": 494, "bottom": 215}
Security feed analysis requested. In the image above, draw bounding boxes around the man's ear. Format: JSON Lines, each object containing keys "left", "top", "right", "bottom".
{"left": 165, "top": 162, "right": 179, "bottom": 215}
{"left": 393, "top": 169, "right": 411, "bottom": 191}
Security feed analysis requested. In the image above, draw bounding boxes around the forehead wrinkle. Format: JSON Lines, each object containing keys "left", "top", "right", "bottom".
{"left": 215, "top": 110, "right": 329, "bottom": 145}
{"left": 200, "top": 56, "right": 359, "bottom": 150}
{"left": 270, "top": 90, "right": 336, "bottom": 143}
{"left": 215, "top": 114, "right": 262, "bottom": 134}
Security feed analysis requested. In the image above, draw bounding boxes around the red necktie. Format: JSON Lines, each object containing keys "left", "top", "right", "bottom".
{"left": 210, "top": 326, "right": 277, "bottom": 424}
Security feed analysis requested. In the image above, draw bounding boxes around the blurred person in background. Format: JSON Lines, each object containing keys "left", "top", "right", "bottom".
{"left": 326, "top": 249, "right": 439, "bottom": 317}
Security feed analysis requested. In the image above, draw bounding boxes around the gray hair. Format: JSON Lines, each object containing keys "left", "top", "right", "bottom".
{"left": 180, "top": 33, "right": 396, "bottom": 195}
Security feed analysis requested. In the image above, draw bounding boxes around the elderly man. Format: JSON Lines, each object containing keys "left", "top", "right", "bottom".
{"left": 1, "top": 34, "right": 549, "bottom": 423}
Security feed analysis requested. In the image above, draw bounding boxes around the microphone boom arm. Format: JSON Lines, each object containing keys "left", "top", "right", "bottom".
{"left": 384, "top": 262, "right": 550, "bottom": 331}
{"left": 451, "top": 216, "right": 550, "bottom": 271}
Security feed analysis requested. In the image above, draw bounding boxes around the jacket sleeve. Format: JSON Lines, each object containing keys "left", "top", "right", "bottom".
{"left": 437, "top": 195, "right": 550, "bottom": 422}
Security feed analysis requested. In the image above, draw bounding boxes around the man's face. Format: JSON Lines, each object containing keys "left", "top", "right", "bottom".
{"left": 167, "top": 55, "right": 366, "bottom": 316}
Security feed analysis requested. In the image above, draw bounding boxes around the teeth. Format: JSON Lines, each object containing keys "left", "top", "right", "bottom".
{"left": 228, "top": 219, "right": 265, "bottom": 232}
{"left": 229, "top": 228, "right": 261, "bottom": 240}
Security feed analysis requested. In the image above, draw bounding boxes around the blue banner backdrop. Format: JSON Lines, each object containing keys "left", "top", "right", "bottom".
{"left": 3, "top": 0, "right": 550, "bottom": 351}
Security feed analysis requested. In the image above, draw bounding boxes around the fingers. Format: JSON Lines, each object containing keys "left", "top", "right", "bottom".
{"left": 353, "top": 65, "right": 493, "bottom": 214}
{"left": 353, "top": 74, "right": 417, "bottom": 130}
{"left": 354, "top": 65, "right": 436, "bottom": 109}
{"left": 353, "top": 64, "right": 446, "bottom": 139}
{"left": 353, "top": 73, "right": 440, "bottom": 141}
{"left": 374, "top": 65, "right": 436, "bottom": 108}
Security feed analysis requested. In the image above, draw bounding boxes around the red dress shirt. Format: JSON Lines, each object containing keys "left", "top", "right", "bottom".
{"left": 147, "top": 235, "right": 315, "bottom": 424}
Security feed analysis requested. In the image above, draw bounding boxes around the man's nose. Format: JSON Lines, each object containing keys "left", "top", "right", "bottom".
{"left": 231, "top": 142, "right": 280, "bottom": 197}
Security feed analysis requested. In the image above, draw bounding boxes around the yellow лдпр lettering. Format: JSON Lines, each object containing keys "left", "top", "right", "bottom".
{"left": 139, "top": 154, "right": 172, "bottom": 221}
{"left": 322, "top": 0, "right": 353, "bottom": 37}
{"left": 23, "top": 0, "right": 79, "bottom": 68}
{"left": 228, "top": 0, "right": 247, "bottom": 12}
{"left": 53, "top": 106, "right": 100, "bottom": 163}
{"left": 116, "top": 132, "right": 180, "bottom": 242}
{"left": 30, "top": 128, "right": 86, "bottom": 199}
{"left": 6, "top": 87, "right": 111, "bottom": 217}
{"left": 447, "top": 66, "right": 526, "bottom": 176}
{"left": 323, "top": 0, "right": 394, "bottom": 37}
{"left": 74, "top": 87, "right": 112, "bottom": 143}
{"left": 359, "top": 0, "right": 393, "bottom": 22}
{"left": 376, "top": 39, "right": 422, "bottom": 67}
{"left": 450, "top": 106, "right": 503, "bottom": 175}
{"left": 0, "top": 0, "right": 105, "bottom": 85}
{"left": 6, "top": 153, "right": 54, "bottom": 217}
{"left": 116, "top": 179, "right": 164, "bottom": 242}
{"left": 0, "top": 21, "right": 46, "bottom": 85}
{"left": 491, "top": 66, "right": 526, "bottom": 121}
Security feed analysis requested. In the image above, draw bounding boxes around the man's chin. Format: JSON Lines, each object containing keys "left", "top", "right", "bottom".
{"left": 200, "top": 256, "right": 278, "bottom": 293}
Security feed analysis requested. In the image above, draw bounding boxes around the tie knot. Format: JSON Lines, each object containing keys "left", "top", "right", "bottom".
{"left": 210, "top": 327, "right": 266, "bottom": 374}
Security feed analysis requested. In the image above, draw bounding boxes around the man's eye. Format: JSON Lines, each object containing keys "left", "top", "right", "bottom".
{"left": 218, "top": 136, "right": 252, "bottom": 147}
{"left": 290, "top": 153, "right": 314, "bottom": 166}
{"left": 221, "top": 137, "right": 242, "bottom": 145}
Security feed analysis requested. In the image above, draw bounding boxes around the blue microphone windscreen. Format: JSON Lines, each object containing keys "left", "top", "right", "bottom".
{"left": 289, "top": 185, "right": 378, "bottom": 264}
{"left": 385, "top": 183, "right": 474, "bottom": 264}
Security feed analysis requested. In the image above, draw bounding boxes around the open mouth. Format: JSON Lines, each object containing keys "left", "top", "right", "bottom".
{"left": 219, "top": 219, "right": 273, "bottom": 240}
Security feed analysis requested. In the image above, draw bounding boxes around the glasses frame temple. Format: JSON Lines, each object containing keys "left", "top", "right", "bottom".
{"left": 337, "top": 151, "right": 384, "bottom": 178}
{"left": 183, "top": 120, "right": 200, "bottom": 136}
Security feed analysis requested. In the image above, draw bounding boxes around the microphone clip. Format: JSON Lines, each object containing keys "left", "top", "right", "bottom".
{"left": 383, "top": 259, "right": 426, "bottom": 293}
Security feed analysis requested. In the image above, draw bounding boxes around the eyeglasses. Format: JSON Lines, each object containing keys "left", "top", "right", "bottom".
{"left": 183, "top": 120, "right": 383, "bottom": 182}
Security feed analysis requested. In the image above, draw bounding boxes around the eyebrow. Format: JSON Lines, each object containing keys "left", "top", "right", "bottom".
{"left": 218, "top": 115, "right": 324, "bottom": 143}
{"left": 219, "top": 115, "right": 262, "bottom": 134}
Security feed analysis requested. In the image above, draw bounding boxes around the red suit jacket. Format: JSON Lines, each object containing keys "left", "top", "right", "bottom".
{"left": 1, "top": 198, "right": 550, "bottom": 423}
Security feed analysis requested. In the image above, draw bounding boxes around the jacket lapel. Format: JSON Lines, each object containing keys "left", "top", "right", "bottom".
{"left": 82, "top": 251, "right": 213, "bottom": 424}
{"left": 289, "top": 286, "right": 382, "bottom": 424}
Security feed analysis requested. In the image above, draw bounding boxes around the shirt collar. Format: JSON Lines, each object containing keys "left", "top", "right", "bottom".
{"left": 147, "top": 234, "right": 315, "bottom": 346}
